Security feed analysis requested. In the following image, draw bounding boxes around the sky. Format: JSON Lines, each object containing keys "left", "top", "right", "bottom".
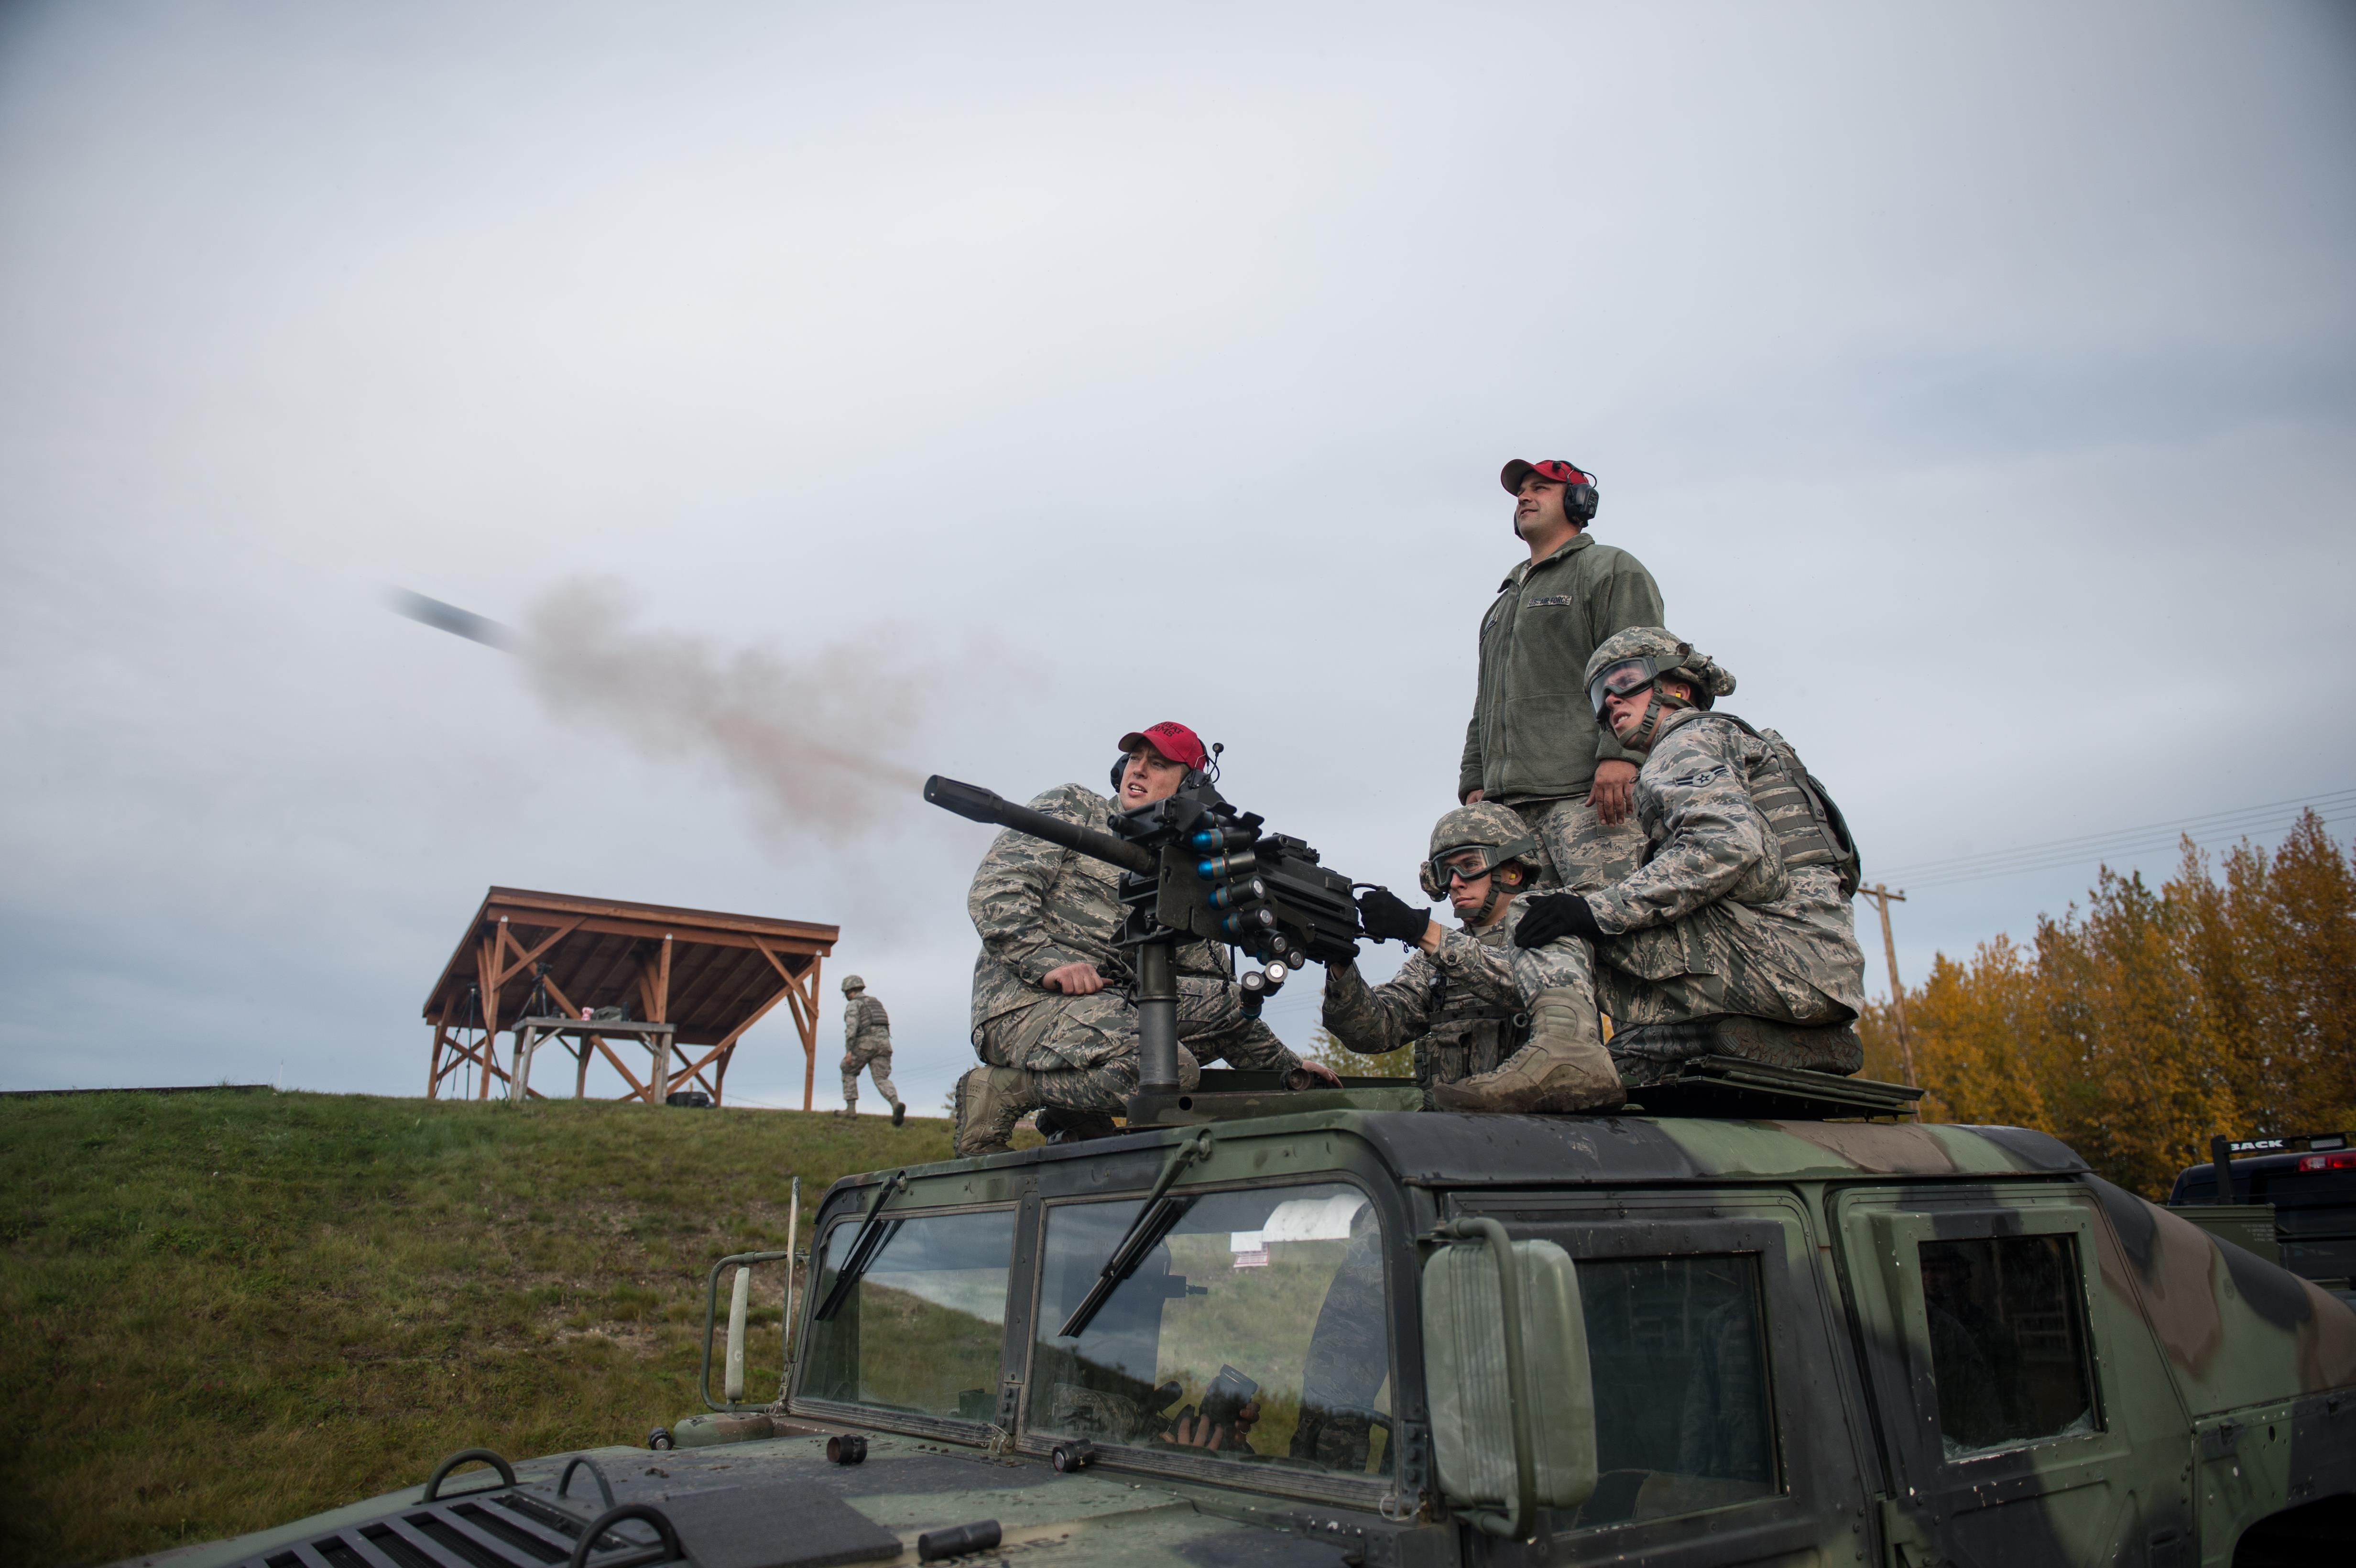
{"left": 2, "top": 1, "right": 2352, "bottom": 1110}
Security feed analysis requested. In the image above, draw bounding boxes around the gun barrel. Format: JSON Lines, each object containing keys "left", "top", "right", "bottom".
{"left": 923, "top": 776, "right": 1156, "bottom": 875}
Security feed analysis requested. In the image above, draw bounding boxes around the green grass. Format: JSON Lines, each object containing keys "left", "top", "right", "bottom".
{"left": 0, "top": 1090, "right": 990, "bottom": 1566}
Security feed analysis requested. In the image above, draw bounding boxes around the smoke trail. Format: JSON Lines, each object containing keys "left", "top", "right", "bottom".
{"left": 521, "top": 579, "right": 933, "bottom": 839}
{"left": 393, "top": 579, "right": 943, "bottom": 839}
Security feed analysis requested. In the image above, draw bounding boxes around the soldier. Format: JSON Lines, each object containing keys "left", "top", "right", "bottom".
{"left": 952, "top": 721, "right": 1337, "bottom": 1157}
{"left": 1333, "top": 804, "right": 1622, "bottom": 1113}
{"left": 836, "top": 975, "right": 905, "bottom": 1126}
{"left": 1460, "top": 458, "right": 1665, "bottom": 909}
{"left": 1512, "top": 628, "right": 1870, "bottom": 1085}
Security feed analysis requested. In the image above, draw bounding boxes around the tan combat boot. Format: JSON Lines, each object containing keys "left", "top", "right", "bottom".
{"left": 953, "top": 1067, "right": 1035, "bottom": 1157}
{"left": 1431, "top": 990, "right": 1624, "bottom": 1114}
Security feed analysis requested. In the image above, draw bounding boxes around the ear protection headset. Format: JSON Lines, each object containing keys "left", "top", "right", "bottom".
{"left": 1563, "top": 467, "right": 1599, "bottom": 524}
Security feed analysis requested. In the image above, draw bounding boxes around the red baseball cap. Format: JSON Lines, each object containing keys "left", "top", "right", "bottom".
{"left": 1117, "top": 721, "right": 1209, "bottom": 771}
{"left": 1501, "top": 458, "right": 1593, "bottom": 495}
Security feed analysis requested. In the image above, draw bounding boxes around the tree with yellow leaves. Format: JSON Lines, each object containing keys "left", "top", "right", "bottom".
{"left": 1859, "top": 811, "right": 2352, "bottom": 1198}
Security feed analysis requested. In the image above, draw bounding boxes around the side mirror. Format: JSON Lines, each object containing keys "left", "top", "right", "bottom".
{"left": 1420, "top": 1218, "right": 1596, "bottom": 1539}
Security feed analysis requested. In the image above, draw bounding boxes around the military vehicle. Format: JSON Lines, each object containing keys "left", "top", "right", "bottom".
{"left": 169, "top": 1056, "right": 2356, "bottom": 1568}
{"left": 2168, "top": 1130, "right": 2356, "bottom": 1308}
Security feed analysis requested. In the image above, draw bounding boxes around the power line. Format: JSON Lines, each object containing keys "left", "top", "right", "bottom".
{"left": 1901, "top": 813, "right": 2356, "bottom": 890}
{"left": 1877, "top": 787, "right": 2356, "bottom": 892}
{"left": 1884, "top": 786, "right": 2356, "bottom": 876}
{"left": 1895, "top": 809, "right": 2356, "bottom": 891}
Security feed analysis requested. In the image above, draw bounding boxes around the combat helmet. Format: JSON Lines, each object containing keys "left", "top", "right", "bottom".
{"left": 840, "top": 975, "right": 865, "bottom": 994}
{"left": 1584, "top": 627, "right": 1737, "bottom": 753}
{"left": 1420, "top": 802, "right": 1542, "bottom": 925}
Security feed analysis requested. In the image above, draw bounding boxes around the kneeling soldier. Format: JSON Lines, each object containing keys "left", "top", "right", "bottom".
{"left": 837, "top": 975, "right": 906, "bottom": 1126}
{"left": 1514, "top": 628, "right": 1869, "bottom": 1086}
{"left": 953, "top": 721, "right": 1335, "bottom": 1156}
{"left": 1334, "top": 804, "right": 1622, "bottom": 1113}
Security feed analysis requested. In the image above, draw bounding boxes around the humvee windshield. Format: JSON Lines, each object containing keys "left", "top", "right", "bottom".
{"left": 801, "top": 1207, "right": 1015, "bottom": 1423}
{"left": 1031, "top": 1182, "right": 1392, "bottom": 1476}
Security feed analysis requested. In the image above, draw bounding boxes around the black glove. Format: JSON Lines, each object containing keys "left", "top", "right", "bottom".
{"left": 1355, "top": 886, "right": 1433, "bottom": 946}
{"left": 1513, "top": 891, "right": 1604, "bottom": 948}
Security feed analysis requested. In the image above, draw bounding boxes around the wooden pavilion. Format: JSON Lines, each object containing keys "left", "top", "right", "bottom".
{"left": 421, "top": 887, "right": 839, "bottom": 1109}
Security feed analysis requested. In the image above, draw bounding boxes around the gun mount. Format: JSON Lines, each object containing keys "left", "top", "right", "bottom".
{"left": 925, "top": 773, "right": 1362, "bottom": 1121}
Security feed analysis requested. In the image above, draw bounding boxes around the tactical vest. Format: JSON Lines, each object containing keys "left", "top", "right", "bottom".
{"left": 851, "top": 998, "right": 890, "bottom": 1039}
{"left": 1698, "top": 712, "right": 1862, "bottom": 898}
{"left": 1412, "top": 969, "right": 1530, "bottom": 1110}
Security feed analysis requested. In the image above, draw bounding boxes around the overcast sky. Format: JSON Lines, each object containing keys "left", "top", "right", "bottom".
{"left": 3, "top": 1, "right": 2351, "bottom": 1110}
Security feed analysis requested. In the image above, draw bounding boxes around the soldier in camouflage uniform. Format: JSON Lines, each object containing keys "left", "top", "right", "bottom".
{"left": 1461, "top": 458, "right": 1665, "bottom": 907}
{"left": 1514, "top": 628, "right": 1870, "bottom": 1086}
{"left": 953, "top": 722, "right": 1330, "bottom": 1156}
{"left": 836, "top": 975, "right": 905, "bottom": 1126}
{"left": 1327, "top": 803, "right": 1621, "bottom": 1113}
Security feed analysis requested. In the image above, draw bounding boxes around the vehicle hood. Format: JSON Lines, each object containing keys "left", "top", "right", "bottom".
{"left": 133, "top": 1432, "right": 1375, "bottom": 1568}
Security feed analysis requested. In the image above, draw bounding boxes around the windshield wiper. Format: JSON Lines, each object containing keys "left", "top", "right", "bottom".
{"left": 813, "top": 1170, "right": 908, "bottom": 1322}
{"left": 1058, "top": 1130, "right": 1214, "bottom": 1339}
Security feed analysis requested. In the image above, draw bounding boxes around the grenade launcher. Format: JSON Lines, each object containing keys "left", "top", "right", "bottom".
{"left": 923, "top": 773, "right": 1363, "bottom": 1111}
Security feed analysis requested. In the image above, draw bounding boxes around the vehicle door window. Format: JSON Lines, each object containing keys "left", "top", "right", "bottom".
{"left": 1918, "top": 1234, "right": 2096, "bottom": 1457}
{"left": 1566, "top": 1253, "right": 1780, "bottom": 1527}
{"left": 800, "top": 1208, "right": 1015, "bottom": 1422}
{"left": 1029, "top": 1183, "right": 1391, "bottom": 1476}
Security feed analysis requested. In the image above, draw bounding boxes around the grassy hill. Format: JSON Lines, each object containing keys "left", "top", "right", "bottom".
{"left": 0, "top": 1089, "right": 986, "bottom": 1566}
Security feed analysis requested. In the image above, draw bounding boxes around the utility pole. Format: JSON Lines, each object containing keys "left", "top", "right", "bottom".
{"left": 1858, "top": 882, "right": 1914, "bottom": 1086}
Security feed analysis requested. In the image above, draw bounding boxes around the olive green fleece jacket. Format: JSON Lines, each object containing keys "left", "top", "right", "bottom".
{"left": 1459, "top": 531, "right": 1666, "bottom": 805}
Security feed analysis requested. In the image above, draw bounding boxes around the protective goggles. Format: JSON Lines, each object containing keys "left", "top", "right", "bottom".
{"left": 1418, "top": 843, "right": 1531, "bottom": 900}
{"left": 1587, "top": 655, "right": 1674, "bottom": 718}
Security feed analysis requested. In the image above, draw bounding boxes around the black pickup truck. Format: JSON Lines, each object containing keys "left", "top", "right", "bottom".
{"left": 2169, "top": 1130, "right": 2356, "bottom": 1307}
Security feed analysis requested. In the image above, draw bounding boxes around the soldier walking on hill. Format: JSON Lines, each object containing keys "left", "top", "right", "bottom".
{"left": 1461, "top": 457, "right": 1664, "bottom": 902}
{"left": 838, "top": 975, "right": 906, "bottom": 1126}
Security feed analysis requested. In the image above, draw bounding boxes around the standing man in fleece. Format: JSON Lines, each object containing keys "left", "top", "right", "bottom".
{"left": 1460, "top": 457, "right": 1666, "bottom": 910}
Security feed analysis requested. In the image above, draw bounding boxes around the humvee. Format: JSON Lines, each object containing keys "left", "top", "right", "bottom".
{"left": 169, "top": 1062, "right": 2356, "bottom": 1568}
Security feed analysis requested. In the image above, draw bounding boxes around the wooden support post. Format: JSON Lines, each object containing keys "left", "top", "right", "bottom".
{"left": 647, "top": 1030, "right": 670, "bottom": 1104}
{"left": 1859, "top": 883, "right": 1914, "bottom": 1087}
{"left": 575, "top": 1034, "right": 591, "bottom": 1099}
{"left": 514, "top": 1022, "right": 559, "bottom": 1100}
{"left": 477, "top": 921, "right": 510, "bottom": 1101}
{"left": 752, "top": 938, "right": 823, "bottom": 1111}
{"left": 655, "top": 934, "right": 674, "bottom": 1105}
{"left": 428, "top": 997, "right": 453, "bottom": 1098}
{"left": 630, "top": 936, "right": 677, "bottom": 1105}
{"left": 802, "top": 955, "right": 820, "bottom": 1111}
